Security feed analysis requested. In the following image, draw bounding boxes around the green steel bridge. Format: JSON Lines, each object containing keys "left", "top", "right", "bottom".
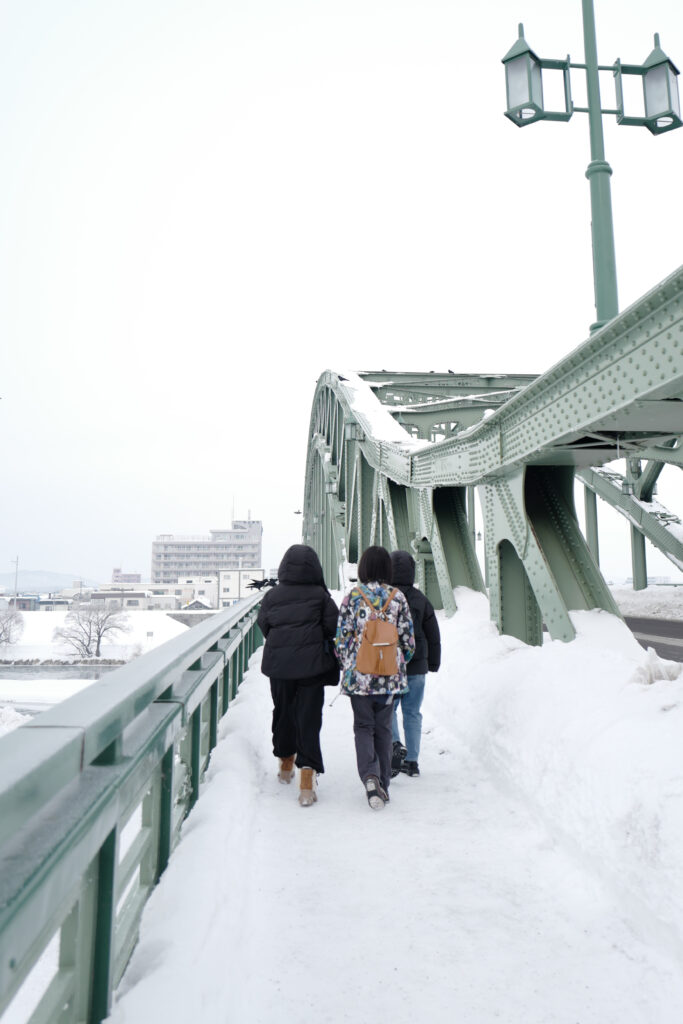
{"left": 1, "top": 265, "right": 682, "bottom": 1022}
{"left": 304, "top": 266, "right": 683, "bottom": 646}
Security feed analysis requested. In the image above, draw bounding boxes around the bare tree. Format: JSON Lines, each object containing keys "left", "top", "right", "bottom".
{"left": 53, "top": 605, "right": 131, "bottom": 658}
{"left": 0, "top": 608, "right": 24, "bottom": 646}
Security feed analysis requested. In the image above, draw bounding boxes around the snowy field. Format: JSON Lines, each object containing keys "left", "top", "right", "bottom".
{"left": 0, "top": 609, "right": 189, "bottom": 663}
{"left": 0, "top": 611, "right": 190, "bottom": 736}
{"left": 95, "top": 589, "right": 683, "bottom": 1024}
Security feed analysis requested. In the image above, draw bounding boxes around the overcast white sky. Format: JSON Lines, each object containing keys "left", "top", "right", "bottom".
{"left": 1, "top": 0, "right": 682, "bottom": 585}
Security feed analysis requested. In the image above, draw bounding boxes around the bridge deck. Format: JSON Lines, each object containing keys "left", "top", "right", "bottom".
{"left": 105, "top": 621, "right": 683, "bottom": 1024}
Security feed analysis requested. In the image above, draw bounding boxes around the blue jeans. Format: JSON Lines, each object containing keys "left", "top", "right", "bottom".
{"left": 392, "top": 674, "right": 426, "bottom": 762}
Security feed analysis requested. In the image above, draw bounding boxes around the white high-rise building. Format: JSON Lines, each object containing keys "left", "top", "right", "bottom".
{"left": 151, "top": 520, "right": 263, "bottom": 585}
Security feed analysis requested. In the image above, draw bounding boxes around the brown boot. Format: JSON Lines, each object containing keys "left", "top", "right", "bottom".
{"left": 298, "top": 767, "right": 317, "bottom": 807}
{"left": 278, "top": 755, "right": 296, "bottom": 784}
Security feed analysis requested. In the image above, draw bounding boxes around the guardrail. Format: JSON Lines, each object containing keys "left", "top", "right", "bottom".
{"left": 0, "top": 595, "right": 263, "bottom": 1024}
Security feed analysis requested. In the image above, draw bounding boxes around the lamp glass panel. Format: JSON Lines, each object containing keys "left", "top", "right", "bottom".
{"left": 530, "top": 59, "right": 543, "bottom": 109}
{"left": 506, "top": 54, "right": 531, "bottom": 109}
{"left": 669, "top": 66, "right": 681, "bottom": 117}
{"left": 644, "top": 64, "right": 670, "bottom": 117}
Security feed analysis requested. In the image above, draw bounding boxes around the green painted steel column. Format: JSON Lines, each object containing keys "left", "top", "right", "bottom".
{"left": 467, "top": 486, "right": 476, "bottom": 548}
{"left": 221, "top": 659, "right": 230, "bottom": 714}
{"left": 89, "top": 829, "right": 117, "bottom": 1023}
{"left": 582, "top": 0, "right": 619, "bottom": 332}
{"left": 209, "top": 681, "right": 219, "bottom": 751}
{"left": 584, "top": 485, "right": 600, "bottom": 563}
{"left": 631, "top": 523, "right": 647, "bottom": 589}
{"left": 189, "top": 707, "right": 201, "bottom": 809}
{"left": 156, "top": 746, "right": 174, "bottom": 881}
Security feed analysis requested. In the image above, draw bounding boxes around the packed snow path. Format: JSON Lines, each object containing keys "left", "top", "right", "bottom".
{"left": 108, "top": 613, "right": 683, "bottom": 1024}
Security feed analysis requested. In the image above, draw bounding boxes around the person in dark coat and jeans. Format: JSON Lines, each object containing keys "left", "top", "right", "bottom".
{"left": 390, "top": 550, "right": 441, "bottom": 778}
{"left": 257, "top": 544, "right": 339, "bottom": 806}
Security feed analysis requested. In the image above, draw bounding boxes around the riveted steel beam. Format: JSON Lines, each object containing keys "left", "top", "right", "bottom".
{"left": 303, "top": 266, "right": 683, "bottom": 643}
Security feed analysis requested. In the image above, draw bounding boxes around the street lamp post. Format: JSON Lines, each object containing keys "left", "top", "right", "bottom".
{"left": 502, "top": 0, "right": 682, "bottom": 333}
{"left": 582, "top": 0, "right": 618, "bottom": 332}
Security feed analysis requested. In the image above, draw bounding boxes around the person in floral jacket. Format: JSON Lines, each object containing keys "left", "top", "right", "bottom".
{"left": 335, "top": 545, "right": 415, "bottom": 809}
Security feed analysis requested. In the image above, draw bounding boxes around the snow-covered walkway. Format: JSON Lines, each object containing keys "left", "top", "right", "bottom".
{"left": 107, "top": 592, "right": 683, "bottom": 1024}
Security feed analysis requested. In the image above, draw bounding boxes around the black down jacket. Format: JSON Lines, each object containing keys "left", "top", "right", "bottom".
{"left": 390, "top": 550, "right": 441, "bottom": 676}
{"left": 257, "top": 544, "right": 340, "bottom": 685}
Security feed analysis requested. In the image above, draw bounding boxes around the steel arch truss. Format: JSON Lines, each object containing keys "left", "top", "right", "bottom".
{"left": 303, "top": 265, "right": 683, "bottom": 645}
{"left": 303, "top": 378, "right": 485, "bottom": 613}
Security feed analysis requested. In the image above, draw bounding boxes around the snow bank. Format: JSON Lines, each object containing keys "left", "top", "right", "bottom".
{"left": 105, "top": 597, "right": 683, "bottom": 1023}
{"left": 433, "top": 589, "right": 683, "bottom": 952}
{"left": 0, "top": 706, "right": 30, "bottom": 737}
{"left": 2, "top": 610, "right": 189, "bottom": 662}
{"left": 611, "top": 584, "right": 683, "bottom": 621}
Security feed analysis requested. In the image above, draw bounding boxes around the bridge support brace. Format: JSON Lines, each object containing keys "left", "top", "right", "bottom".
{"left": 483, "top": 467, "right": 619, "bottom": 645}
{"left": 631, "top": 525, "right": 648, "bottom": 591}
{"left": 578, "top": 462, "right": 683, "bottom": 588}
{"left": 584, "top": 486, "right": 600, "bottom": 564}
{"left": 305, "top": 421, "right": 487, "bottom": 614}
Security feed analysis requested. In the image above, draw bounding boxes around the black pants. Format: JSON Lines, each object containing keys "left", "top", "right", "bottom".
{"left": 270, "top": 679, "right": 325, "bottom": 774}
{"left": 350, "top": 694, "right": 394, "bottom": 792}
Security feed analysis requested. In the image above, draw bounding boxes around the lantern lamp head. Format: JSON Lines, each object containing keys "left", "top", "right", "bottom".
{"left": 642, "top": 34, "right": 682, "bottom": 134}
{"left": 502, "top": 24, "right": 545, "bottom": 125}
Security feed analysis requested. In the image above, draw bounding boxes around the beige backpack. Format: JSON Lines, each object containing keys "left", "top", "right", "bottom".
{"left": 354, "top": 588, "right": 400, "bottom": 676}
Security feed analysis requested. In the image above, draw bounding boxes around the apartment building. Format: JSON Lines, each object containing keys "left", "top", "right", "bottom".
{"left": 177, "top": 576, "right": 219, "bottom": 608}
{"left": 218, "top": 568, "right": 265, "bottom": 607}
{"left": 151, "top": 520, "right": 263, "bottom": 585}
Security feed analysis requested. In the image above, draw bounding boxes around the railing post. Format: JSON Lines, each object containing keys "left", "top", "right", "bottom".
{"left": 209, "top": 681, "right": 219, "bottom": 751}
{"left": 156, "top": 745, "right": 174, "bottom": 880}
{"left": 189, "top": 708, "right": 201, "bottom": 809}
{"left": 88, "top": 828, "right": 117, "bottom": 1024}
{"left": 222, "top": 658, "right": 231, "bottom": 713}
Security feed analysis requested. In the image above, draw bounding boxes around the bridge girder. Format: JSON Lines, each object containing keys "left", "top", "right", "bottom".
{"left": 303, "top": 265, "right": 683, "bottom": 645}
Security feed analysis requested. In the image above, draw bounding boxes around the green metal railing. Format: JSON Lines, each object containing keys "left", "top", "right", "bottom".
{"left": 0, "top": 595, "right": 263, "bottom": 1024}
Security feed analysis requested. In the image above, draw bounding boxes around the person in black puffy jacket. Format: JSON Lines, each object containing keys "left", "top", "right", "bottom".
{"left": 257, "top": 544, "right": 339, "bottom": 806}
{"left": 390, "top": 550, "right": 441, "bottom": 778}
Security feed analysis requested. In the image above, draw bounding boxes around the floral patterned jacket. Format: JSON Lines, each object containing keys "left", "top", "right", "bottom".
{"left": 335, "top": 582, "right": 415, "bottom": 696}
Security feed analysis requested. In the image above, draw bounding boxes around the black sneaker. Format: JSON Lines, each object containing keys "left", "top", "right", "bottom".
{"left": 400, "top": 760, "right": 420, "bottom": 777}
{"left": 365, "top": 775, "right": 388, "bottom": 810}
{"left": 391, "top": 741, "right": 407, "bottom": 778}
